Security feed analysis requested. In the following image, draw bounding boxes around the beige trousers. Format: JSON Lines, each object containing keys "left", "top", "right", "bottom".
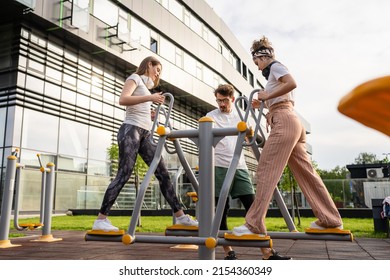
{"left": 245, "top": 102, "right": 342, "bottom": 234}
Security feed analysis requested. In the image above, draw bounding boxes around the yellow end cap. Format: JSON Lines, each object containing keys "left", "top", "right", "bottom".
{"left": 122, "top": 234, "right": 134, "bottom": 245}
{"left": 186, "top": 192, "right": 198, "bottom": 197}
{"left": 237, "top": 121, "right": 247, "bottom": 132}
{"left": 186, "top": 192, "right": 198, "bottom": 202}
{"left": 205, "top": 237, "right": 217, "bottom": 249}
{"left": 156, "top": 126, "right": 166, "bottom": 136}
{"left": 199, "top": 116, "right": 214, "bottom": 123}
{"left": 47, "top": 162, "right": 55, "bottom": 167}
{"left": 8, "top": 155, "right": 17, "bottom": 160}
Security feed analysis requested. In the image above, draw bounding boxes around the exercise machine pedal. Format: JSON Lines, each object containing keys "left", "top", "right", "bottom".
{"left": 304, "top": 228, "right": 351, "bottom": 235}
{"left": 19, "top": 223, "right": 43, "bottom": 230}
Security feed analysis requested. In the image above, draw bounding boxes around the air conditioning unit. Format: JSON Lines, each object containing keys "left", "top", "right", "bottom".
{"left": 366, "top": 168, "right": 384, "bottom": 178}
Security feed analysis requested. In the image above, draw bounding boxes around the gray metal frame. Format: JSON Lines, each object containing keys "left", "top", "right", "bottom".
{"left": 0, "top": 150, "right": 61, "bottom": 248}
{"left": 85, "top": 91, "right": 353, "bottom": 259}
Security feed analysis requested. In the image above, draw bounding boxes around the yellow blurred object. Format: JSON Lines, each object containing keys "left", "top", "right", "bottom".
{"left": 338, "top": 76, "right": 390, "bottom": 136}
{"left": 186, "top": 191, "right": 198, "bottom": 202}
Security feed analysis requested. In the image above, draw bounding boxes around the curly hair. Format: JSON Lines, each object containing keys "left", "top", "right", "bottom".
{"left": 250, "top": 36, "right": 275, "bottom": 58}
{"left": 213, "top": 84, "right": 234, "bottom": 97}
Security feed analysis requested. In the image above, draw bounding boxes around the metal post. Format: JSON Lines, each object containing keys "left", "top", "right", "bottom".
{"left": 0, "top": 154, "right": 21, "bottom": 248}
{"left": 197, "top": 117, "right": 215, "bottom": 260}
{"left": 37, "top": 154, "right": 46, "bottom": 225}
{"left": 32, "top": 162, "right": 62, "bottom": 242}
{"left": 39, "top": 168, "right": 46, "bottom": 225}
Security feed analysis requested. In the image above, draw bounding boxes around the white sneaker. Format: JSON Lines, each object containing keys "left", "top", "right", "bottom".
{"left": 92, "top": 218, "right": 119, "bottom": 232}
{"left": 176, "top": 214, "right": 198, "bottom": 226}
{"left": 309, "top": 221, "right": 343, "bottom": 230}
{"left": 232, "top": 225, "right": 265, "bottom": 237}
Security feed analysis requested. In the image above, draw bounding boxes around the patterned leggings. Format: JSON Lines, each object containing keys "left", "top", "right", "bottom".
{"left": 99, "top": 123, "right": 182, "bottom": 215}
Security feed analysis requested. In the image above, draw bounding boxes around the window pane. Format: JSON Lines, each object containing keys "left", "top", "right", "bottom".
{"left": 55, "top": 172, "right": 87, "bottom": 210}
{"left": 45, "top": 82, "right": 61, "bottom": 99}
{"left": 130, "top": 16, "right": 149, "bottom": 47}
{"left": 118, "top": 12, "right": 130, "bottom": 43}
{"left": 87, "top": 159, "right": 110, "bottom": 176}
{"left": 93, "top": 0, "right": 118, "bottom": 26}
{"left": 77, "top": 78, "right": 91, "bottom": 93}
{"left": 160, "top": 37, "right": 175, "bottom": 63}
{"left": 150, "top": 38, "right": 158, "bottom": 53}
{"left": 26, "top": 75, "right": 44, "bottom": 93}
{"left": 19, "top": 55, "right": 27, "bottom": 68}
{"left": 58, "top": 119, "right": 88, "bottom": 157}
{"left": 28, "top": 59, "right": 44, "bottom": 73}
{"left": 17, "top": 72, "right": 26, "bottom": 88}
{"left": 5, "top": 106, "right": 23, "bottom": 147}
{"left": 46, "top": 66, "right": 62, "bottom": 81}
{"left": 61, "top": 88, "right": 76, "bottom": 104}
{"left": 183, "top": 53, "right": 196, "bottom": 76}
{"left": 22, "top": 109, "right": 58, "bottom": 153}
{"left": 76, "top": 93, "right": 90, "bottom": 109}
{"left": 169, "top": 0, "right": 183, "bottom": 20}
{"left": 17, "top": 169, "right": 42, "bottom": 211}
{"left": 88, "top": 126, "right": 112, "bottom": 161}
{"left": 72, "top": 0, "right": 90, "bottom": 32}
{"left": 102, "top": 103, "right": 113, "bottom": 117}
{"left": 189, "top": 14, "right": 201, "bottom": 35}
{"left": 57, "top": 155, "right": 86, "bottom": 172}
{"left": 48, "top": 42, "right": 64, "bottom": 56}
{"left": 90, "top": 98, "right": 102, "bottom": 113}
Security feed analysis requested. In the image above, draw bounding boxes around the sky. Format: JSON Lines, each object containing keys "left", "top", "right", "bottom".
{"left": 205, "top": 0, "right": 390, "bottom": 170}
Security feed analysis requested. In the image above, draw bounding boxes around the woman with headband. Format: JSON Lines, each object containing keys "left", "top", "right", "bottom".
{"left": 232, "top": 36, "right": 343, "bottom": 260}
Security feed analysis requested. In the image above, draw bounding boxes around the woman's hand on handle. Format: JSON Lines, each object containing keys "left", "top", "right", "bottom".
{"left": 150, "top": 91, "right": 165, "bottom": 104}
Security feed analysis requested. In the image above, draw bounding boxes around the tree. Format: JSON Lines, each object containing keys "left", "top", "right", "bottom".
{"left": 354, "top": 152, "right": 378, "bottom": 164}
{"left": 278, "top": 166, "right": 301, "bottom": 225}
{"left": 107, "top": 144, "right": 119, "bottom": 176}
{"left": 318, "top": 165, "right": 348, "bottom": 179}
{"left": 107, "top": 144, "right": 148, "bottom": 180}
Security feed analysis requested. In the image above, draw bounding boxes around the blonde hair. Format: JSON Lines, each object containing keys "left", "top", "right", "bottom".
{"left": 135, "top": 56, "right": 162, "bottom": 88}
{"left": 250, "top": 36, "right": 275, "bottom": 59}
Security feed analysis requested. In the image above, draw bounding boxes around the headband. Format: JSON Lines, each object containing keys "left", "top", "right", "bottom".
{"left": 252, "top": 48, "right": 273, "bottom": 58}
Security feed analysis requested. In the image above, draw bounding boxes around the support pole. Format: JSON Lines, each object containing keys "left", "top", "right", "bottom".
{"left": 197, "top": 117, "right": 215, "bottom": 260}
{"left": 32, "top": 162, "right": 62, "bottom": 242}
{"left": 0, "top": 153, "right": 21, "bottom": 248}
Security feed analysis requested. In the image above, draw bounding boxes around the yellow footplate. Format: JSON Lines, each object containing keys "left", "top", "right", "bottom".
{"left": 305, "top": 228, "right": 351, "bottom": 235}
{"left": 224, "top": 233, "right": 271, "bottom": 241}
{"left": 165, "top": 224, "right": 198, "bottom": 231}
{"left": 86, "top": 230, "right": 125, "bottom": 236}
{"left": 20, "top": 223, "right": 43, "bottom": 230}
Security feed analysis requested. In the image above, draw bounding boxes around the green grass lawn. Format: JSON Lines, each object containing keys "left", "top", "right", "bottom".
{"left": 9, "top": 215, "right": 387, "bottom": 238}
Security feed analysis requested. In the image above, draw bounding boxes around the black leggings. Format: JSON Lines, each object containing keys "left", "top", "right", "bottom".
{"left": 215, "top": 194, "right": 255, "bottom": 230}
{"left": 99, "top": 124, "right": 182, "bottom": 215}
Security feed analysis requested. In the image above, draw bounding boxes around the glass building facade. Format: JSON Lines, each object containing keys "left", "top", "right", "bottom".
{"left": 0, "top": 0, "right": 308, "bottom": 213}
